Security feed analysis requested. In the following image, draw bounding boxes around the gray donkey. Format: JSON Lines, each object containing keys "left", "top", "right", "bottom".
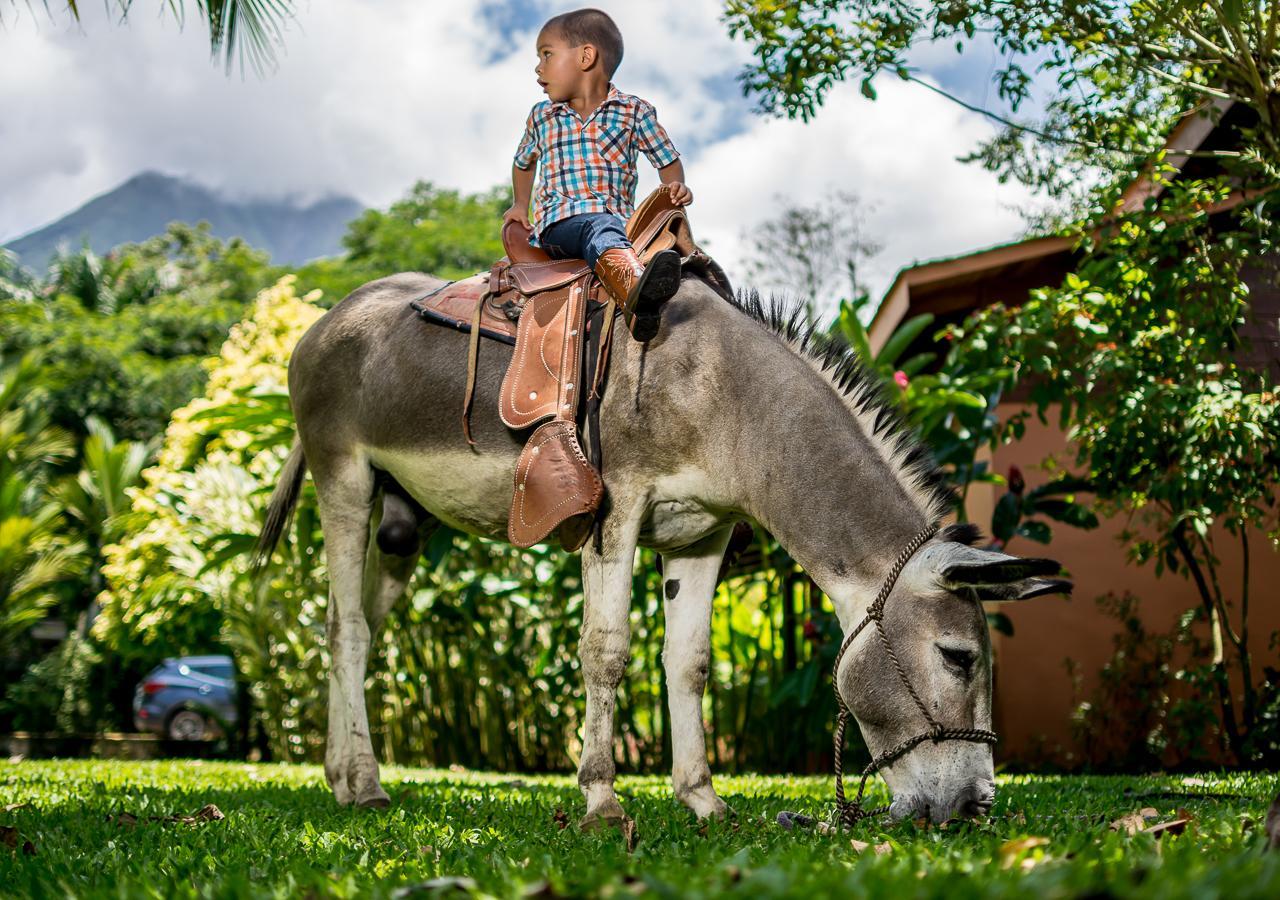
{"left": 254, "top": 270, "right": 1069, "bottom": 825}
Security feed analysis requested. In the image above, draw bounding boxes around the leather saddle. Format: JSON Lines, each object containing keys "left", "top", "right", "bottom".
{"left": 409, "top": 185, "right": 732, "bottom": 551}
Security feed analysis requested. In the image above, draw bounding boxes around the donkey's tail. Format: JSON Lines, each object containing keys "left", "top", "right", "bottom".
{"left": 250, "top": 440, "right": 308, "bottom": 577}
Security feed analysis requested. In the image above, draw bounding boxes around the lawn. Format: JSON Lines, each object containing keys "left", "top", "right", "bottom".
{"left": 1, "top": 760, "right": 1278, "bottom": 898}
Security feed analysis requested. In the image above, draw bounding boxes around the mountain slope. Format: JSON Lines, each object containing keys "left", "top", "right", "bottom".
{"left": 4, "top": 171, "right": 363, "bottom": 268}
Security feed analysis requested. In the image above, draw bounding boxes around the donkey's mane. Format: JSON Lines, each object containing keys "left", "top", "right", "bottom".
{"left": 725, "top": 288, "right": 955, "bottom": 521}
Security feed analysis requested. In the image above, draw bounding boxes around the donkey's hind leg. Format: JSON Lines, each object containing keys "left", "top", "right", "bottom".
{"left": 364, "top": 486, "right": 438, "bottom": 638}
{"left": 660, "top": 528, "right": 733, "bottom": 819}
{"left": 313, "top": 456, "right": 388, "bottom": 808}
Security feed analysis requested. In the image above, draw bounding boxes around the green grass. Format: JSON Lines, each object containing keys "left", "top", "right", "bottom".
{"left": 1, "top": 760, "right": 1278, "bottom": 898}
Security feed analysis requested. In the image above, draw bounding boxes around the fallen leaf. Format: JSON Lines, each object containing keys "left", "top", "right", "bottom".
{"left": 1110, "top": 808, "right": 1159, "bottom": 835}
{"left": 551, "top": 807, "right": 569, "bottom": 830}
{"left": 999, "top": 836, "right": 1049, "bottom": 869}
{"left": 1145, "top": 817, "right": 1191, "bottom": 839}
{"left": 1266, "top": 794, "right": 1280, "bottom": 851}
{"left": 815, "top": 822, "right": 835, "bottom": 835}
{"left": 620, "top": 815, "right": 639, "bottom": 853}
{"left": 2, "top": 824, "right": 36, "bottom": 856}
{"left": 2, "top": 802, "right": 28, "bottom": 813}
{"left": 850, "top": 839, "right": 893, "bottom": 855}
{"left": 167, "top": 804, "right": 225, "bottom": 825}
{"left": 110, "top": 812, "right": 138, "bottom": 830}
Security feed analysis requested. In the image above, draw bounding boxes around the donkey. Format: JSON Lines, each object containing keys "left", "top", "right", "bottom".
{"left": 253, "top": 270, "right": 1069, "bottom": 825}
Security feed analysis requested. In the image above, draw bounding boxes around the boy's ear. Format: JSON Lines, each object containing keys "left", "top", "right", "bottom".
{"left": 578, "top": 43, "right": 597, "bottom": 71}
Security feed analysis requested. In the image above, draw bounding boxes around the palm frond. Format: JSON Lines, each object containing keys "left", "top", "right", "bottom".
{"left": 197, "top": 0, "right": 293, "bottom": 74}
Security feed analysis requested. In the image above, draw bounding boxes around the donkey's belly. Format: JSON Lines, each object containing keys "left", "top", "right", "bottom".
{"left": 365, "top": 446, "right": 518, "bottom": 541}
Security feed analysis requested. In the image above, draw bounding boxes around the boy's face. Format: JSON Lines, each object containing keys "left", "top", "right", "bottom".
{"left": 534, "top": 28, "right": 593, "bottom": 101}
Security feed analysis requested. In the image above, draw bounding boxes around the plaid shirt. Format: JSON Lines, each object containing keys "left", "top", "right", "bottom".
{"left": 514, "top": 84, "right": 680, "bottom": 245}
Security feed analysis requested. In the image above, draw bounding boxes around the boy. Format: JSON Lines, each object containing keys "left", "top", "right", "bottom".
{"left": 503, "top": 8, "right": 692, "bottom": 341}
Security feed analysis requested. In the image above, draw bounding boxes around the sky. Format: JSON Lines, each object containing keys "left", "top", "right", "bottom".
{"left": 0, "top": 0, "right": 1051, "bottom": 310}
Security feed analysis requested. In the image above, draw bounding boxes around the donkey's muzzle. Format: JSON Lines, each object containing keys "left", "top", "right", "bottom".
{"left": 953, "top": 781, "right": 996, "bottom": 819}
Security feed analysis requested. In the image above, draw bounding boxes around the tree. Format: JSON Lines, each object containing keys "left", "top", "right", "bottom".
{"left": 340, "top": 181, "right": 510, "bottom": 281}
{"left": 0, "top": 224, "right": 271, "bottom": 441}
{"left": 724, "top": 2, "right": 1280, "bottom": 219}
{"left": 742, "top": 191, "right": 882, "bottom": 316}
{"left": 5, "top": 1, "right": 295, "bottom": 73}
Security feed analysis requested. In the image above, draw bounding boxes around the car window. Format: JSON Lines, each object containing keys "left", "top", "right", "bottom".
{"left": 188, "top": 664, "right": 234, "bottom": 680}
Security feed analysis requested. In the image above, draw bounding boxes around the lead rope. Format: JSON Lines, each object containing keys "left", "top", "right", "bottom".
{"left": 829, "top": 525, "right": 998, "bottom": 828}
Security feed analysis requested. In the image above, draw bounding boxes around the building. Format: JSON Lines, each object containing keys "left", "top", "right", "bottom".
{"left": 867, "top": 98, "right": 1280, "bottom": 765}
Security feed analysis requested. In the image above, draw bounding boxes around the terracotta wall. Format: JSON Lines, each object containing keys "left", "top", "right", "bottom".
{"left": 972, "top": 406, "right": 1280, "bottom": 766}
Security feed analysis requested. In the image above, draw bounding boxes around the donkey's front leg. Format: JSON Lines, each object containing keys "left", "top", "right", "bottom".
{"left": 576, "top": 504, "right": 644, "bottom": 830}
{"left": 661, "top": 528, "right": 733, "bottom": 819}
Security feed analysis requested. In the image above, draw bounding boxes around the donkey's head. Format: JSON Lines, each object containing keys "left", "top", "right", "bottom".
{"left": 836, "top": 525, "right": 1070, "bottom": 823}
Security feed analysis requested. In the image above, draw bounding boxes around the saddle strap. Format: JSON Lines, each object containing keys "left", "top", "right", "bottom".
{"left": 461, "top": 291, "right": 487, "bottom": 446}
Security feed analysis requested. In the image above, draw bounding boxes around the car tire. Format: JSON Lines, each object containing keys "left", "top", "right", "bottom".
{"left": 167, "top": 709, "right": 209, "bottom": 741}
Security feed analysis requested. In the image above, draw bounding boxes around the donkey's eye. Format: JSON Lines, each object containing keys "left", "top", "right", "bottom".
{"left": 937, "top": 644, "right": 977, "bottom": 675}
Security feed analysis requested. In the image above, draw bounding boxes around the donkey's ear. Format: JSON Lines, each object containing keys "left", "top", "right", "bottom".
{"left": 940, "top": 548, "right": 1064, "bottom": 587}
{"left": 973, "top": 577, "right": 1073, "bottom": 602}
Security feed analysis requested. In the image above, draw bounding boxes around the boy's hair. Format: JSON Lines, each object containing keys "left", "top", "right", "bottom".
{"left": 542, "top": 8, "right": 624, "bottom": 79}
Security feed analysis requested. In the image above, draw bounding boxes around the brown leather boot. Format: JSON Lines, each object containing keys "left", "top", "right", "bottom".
{"left": 593, "top": 247, "right": 681, "bottom": 341}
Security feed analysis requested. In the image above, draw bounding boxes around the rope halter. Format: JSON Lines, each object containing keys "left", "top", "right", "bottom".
{"left": 830, "top": 525, "right": 998, "bottom": 827}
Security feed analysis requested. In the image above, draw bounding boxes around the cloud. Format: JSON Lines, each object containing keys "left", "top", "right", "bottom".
{"left": 690, "top": 74, "right": 1040, "bottom": 311}
{"left": 1, "top": 0, "right": 1041, "bottom": 310}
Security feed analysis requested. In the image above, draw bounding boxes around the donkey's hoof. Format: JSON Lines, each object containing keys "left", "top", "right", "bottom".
{"left": 356, "top": 786, "right": 391, "bottom": 809}
{"left": 579, "top": 804, "right": 628, "bottom": 832}
{"left": 695, "top": 798, "right": 734, "bottom": 821}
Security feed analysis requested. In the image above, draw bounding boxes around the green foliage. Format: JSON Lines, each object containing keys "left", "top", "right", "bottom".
{"left": 3, "top": 1, "right": 297, "bottom": 74}
{"left": 2, "top": 760, "right": 1280, "bottom": 897}
{"left": 0, "top": 224, "right": 272, "bottom": 441}
{"left": 724, "top": 2, "right": 1280, "bottom": 223}
{"left": 0, "top": 632, "right": 118, "bottom": 734}
{"left": 946, "top": 177, "right": 1280, "bottom": 761}
{"left": 0, "top": 248, "right": 36, "bottom": 303}
{"left": 1071, "top": 592, "right": 1224, "bottom": 769}
{"left": 339, "top": 181, "right": 509, "bottom": 281}
{"left": 0, "top": 355, "right": 85, "bottom": 655}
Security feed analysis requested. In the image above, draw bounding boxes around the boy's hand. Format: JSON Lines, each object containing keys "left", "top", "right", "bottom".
{"left": 502, "top": 204, "right": 531, "bottom": 229}
{"left": 667, "top": 182, "right": 694, "bottom": 206}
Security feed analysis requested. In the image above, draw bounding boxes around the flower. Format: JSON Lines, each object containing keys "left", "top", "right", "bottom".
{"left": 1008, "top": 465, "right": 1025, "bottom": 496}
{"left": 893, "top": 370, "right": 909, "bottom": 389}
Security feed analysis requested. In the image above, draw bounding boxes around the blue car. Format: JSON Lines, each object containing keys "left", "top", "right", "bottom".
{"left": 132, "top": 655, "right": 238, "bottom": 741}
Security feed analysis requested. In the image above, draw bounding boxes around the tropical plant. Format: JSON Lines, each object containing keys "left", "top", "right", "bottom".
{"left": 0, "top": 355, "right": 84, "bottom": 654}
{"left": 4, "top": 1, "right": 296, "bottom": 72}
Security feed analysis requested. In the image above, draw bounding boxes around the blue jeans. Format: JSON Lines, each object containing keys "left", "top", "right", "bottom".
{"left": 539, "top": 213, "right": 631, "bottom": 270}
